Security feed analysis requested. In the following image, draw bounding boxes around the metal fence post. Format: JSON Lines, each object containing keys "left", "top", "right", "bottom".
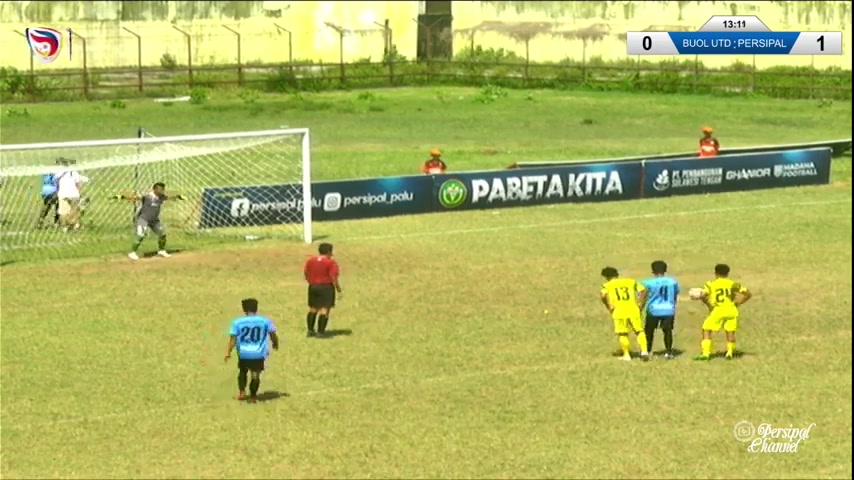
{"left": 374, "top": 20, "right": 394, "bottom": 83}
{"left": 582, "top": 40, "right": 588, "bottom": 83}
{"left": 122, "top": 27, "right": 143, "bottom": 93}
{"left": 172, "top": 25, "right": 193, "bottom": 88}
{"left": 810, "top": 55, "right": 816, "bottom": 99}
{"left": 273, "top": 24, "right": 294, "bottom": 72}
{"left": 13, "top": 30, "right": 36, "bottom": 101}
{"left": 693, "top": 54, "right": 699, "bottom": 93}
{"left": 73, "top": 31, "right": 90, "bottom": 99}
{"left": 324, "top": 22, "right": 346, "bottom": 83}
{"left": 222, "top": 25, "right": 243, "bottom": 86}
{"left": 751, "top": 55, "right": 756, "bottom": 92}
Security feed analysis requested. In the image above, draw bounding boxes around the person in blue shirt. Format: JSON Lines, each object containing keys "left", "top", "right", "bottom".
{"left": 642, "top": 261, "right": 680, "bottom": 359}
{"left": 225, "top": 298, "right": 279, "bottom": 403}
{"left": 37, "top": 165, "right": 60, "bottom": 228}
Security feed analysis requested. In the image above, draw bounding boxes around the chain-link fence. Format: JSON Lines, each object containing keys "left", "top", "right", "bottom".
{"left": 2, "top": 21, "right": 850, "bottom": 102}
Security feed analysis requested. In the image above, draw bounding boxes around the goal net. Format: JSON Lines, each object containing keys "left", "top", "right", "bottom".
{"left": 0, "top": 128, "right": 312, "bottom": 260}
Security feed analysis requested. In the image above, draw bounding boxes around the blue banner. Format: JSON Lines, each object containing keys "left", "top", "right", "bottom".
{"left": 199, "top": 175, "right": 433, "bottom": 228}
{"left": 669, "top": 32, "right": 801, "bottom": 55}
{"left": 643, "top": 147, "right": 832, "bottom": 198}
{"left": 432, "top": 162, "right": 643, "bottom": 212}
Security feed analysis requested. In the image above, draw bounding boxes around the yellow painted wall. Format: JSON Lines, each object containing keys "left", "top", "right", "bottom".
{"left": 0, "top": 1, "right": 850, "bottom": 71}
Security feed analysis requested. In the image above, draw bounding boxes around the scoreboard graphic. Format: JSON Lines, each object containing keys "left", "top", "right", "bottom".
{"left": 627, "top": 15, "right": 843, "bottom": 55}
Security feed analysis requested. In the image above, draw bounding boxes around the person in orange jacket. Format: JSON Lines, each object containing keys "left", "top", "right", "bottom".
{"left": 422, "top": 148, "right": 447, "bottom": 174}
{"left": 698, "top": 127, "right": 720, "bottom": 157}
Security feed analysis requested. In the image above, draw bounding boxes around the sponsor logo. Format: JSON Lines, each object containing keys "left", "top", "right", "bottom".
{"left": 470, "top": 171, "right": 623, "bottom": 204}
{"left": 438, "top": 179, "right": 468, "bottom": 209}
{"left": 773, "top": 162, "right": 818, "bottom": 178}
{"left": 653, "top": 169, "right": 670, "bottom": 191}
{"left": 726, "top": 168, "right": 772, "bottom": 181}
{"left": 669, "top": 168, "right": 723, "bottom": 188}
{"left": 323, "top": 192, "right": 342, "bottom": 212}
{"left": 25, "top": 27, "right": 69, "bottom": 64}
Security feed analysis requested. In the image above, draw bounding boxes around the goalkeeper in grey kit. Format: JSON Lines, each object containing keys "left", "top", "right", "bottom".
{"left": 113, "top": 182, "right": 185, "bottom": 260}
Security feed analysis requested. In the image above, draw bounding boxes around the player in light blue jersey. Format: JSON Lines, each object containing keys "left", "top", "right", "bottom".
{"left": 225, "top": 298, "right": 279, "bottom": 403}
{"left": 37, "top": 159, "right": 63, "bottom": 228}
{"left": 642, "top": 260, "right": 680, "bottom": 359}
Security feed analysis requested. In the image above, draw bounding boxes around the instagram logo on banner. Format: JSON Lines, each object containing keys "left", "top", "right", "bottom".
{"left": 25, "top": 27, "right": 72, "bottom": 64}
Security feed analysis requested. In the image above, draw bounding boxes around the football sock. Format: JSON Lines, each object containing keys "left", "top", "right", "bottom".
{"left": 664, "top": 330, "right": 674, "bottom": 353}
{"left": 157, "top": 235, "right": 167, "bottom": 250}
{"left": 131, "top": 236, "right": 144, "bottom": 252}
{"left": 249, "top": 378, "right": 260, "bottom": 397}
{"left": 318, "top": 315, "right": 329, "bottom": 333}
{"left": 238, "top": 370, "right": 248, "bottom": 392}
{"left": 618, "top": 335, "right": 630, "bottom": 357}
{"left": 701, "top": 339, "right": 712, "bottom": 357}
{"left": 306, "top": 312, "right": 317, "bottom": 332}
{"left": 726, "top": 341, "right": 735, "bottom": 357}
{"left": 637, "top": 331, "right": 649, "bottom": 354}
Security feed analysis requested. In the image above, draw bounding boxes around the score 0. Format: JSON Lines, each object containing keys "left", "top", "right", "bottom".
{"left": 626, "top": 32, "right": 678, "bottom": 55}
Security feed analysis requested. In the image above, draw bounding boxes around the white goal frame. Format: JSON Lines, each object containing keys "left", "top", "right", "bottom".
{"left": 0, "top": 128, "right": 313, "bottom": 247}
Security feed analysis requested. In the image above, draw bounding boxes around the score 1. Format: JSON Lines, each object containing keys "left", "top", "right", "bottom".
{"left": 626, "top": 32, "right": 678, "bottom": 55}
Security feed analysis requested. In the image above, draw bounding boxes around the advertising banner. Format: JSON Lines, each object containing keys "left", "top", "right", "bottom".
{"left": 643, "top": 147, "right": 832, "bottom": 198}
{"left": 432, "top": 162, "right": 643, "bottom": 212}
{"left": 198, "top": 175, "right": 433, "bottom": 229}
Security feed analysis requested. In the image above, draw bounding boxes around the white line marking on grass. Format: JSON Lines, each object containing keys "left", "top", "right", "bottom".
{"left": 348, "top": 199, "right": 851, "bottom": 241}
{"left": 6, "top": 362, "right": 574, "bottom": 430}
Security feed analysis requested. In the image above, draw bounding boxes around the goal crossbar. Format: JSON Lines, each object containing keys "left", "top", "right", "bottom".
{"left": 0, "top": 128, "right": 310, "bottom": 152}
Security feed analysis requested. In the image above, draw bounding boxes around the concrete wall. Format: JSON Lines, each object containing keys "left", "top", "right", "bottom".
{"left": 0, "top": 1, "right": 850, "bottom": 70}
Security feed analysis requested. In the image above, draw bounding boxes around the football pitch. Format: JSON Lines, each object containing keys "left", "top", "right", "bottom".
{"left": 1, "top": 87, "right": 852, "bottom": 479}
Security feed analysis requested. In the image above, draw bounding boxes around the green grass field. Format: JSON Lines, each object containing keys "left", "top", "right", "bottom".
{"left": 1, "top": 87, "right": 852, "bottom": 479}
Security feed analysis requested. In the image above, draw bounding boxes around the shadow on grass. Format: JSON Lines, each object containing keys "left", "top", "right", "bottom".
{"left": 315, "top": 329, "right": 353, "bottom": 339}
{"left": 710, "top": 351, "right": 753, "bottom": 359}
{"left": 141, "top": 248, "right": 185, "bottom": 258}
{"left": 652, "top": 348, "right": 686, "bottom": 358}
{"left": 607, "top": 349, "right": 756, "bottom": 360}
{"left": 256, "top": 390, "right": 289, "bottom": 403}
{"left": 0, "top": 260, "right": 16, "bottom": 267}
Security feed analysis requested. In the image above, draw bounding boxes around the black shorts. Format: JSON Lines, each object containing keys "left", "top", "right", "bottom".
{"left": 646, "top": 315, "right": 675, "bottom": 330}
{"left": 42, "top": 194, "right": 58, "bottom": 206}
{"left": 308, "top": 284, "right": 336, "bottom": 309}
{"left": 237, "top": 358, "right": 265, "bottom": 372}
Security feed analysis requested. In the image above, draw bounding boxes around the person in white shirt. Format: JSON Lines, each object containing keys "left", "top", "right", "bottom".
{"left": 55, "top": 158, "right": 89, "bottom": 231}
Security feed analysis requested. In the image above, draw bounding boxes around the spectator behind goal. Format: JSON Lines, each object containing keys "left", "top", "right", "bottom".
{"left": 422, "top": 148, "right": 447, "bottom": 174}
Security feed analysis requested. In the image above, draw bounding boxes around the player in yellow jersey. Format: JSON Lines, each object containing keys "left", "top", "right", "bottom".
{"left": 694, "top": 264, "right": 752, "bottom": 361}
{"left": 600, "top": 267, "right": 649, "bottom": 361}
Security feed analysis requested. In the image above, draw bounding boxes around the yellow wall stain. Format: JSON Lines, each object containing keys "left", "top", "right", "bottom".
{"left": 0, "top": 1, "right": 850, "bottom": 71}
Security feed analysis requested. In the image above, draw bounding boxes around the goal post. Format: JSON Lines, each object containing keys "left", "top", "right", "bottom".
{"left": 0, "top": 128, "right": 313, "bottom": 261}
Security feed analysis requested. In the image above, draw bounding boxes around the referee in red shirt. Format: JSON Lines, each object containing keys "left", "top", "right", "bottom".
{"left": 304, "top": 243, "right": 342, "bottom": 337}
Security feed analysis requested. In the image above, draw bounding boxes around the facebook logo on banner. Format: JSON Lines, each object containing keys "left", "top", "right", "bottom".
{"left": 230, "top": 198, "right": 251, "bottom": 218}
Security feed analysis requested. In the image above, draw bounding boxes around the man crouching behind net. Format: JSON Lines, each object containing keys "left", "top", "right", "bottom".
{"left": 112, "top": 182, "right": 185, "bottom": 261}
